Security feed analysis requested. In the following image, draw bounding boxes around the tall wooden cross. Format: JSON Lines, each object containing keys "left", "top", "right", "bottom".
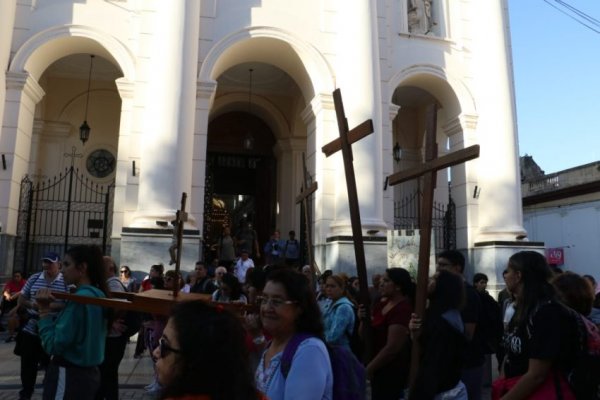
{"left": 322, "top": 88, "right": 375, "bottom": 358}
{"left": 295, "top": 153, "right": 318, "bottom": 273}
{"left": 387, "top": 104, "right": 479, "bottom": 382}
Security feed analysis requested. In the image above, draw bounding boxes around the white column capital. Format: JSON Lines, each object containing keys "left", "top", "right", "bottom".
{"left": 301, "top": 92, "right": 334, "bottom": 124}
{"left": 115, "top": 78, "right": 135, "bottom": 99}
{"left": 5, "top": 71, "right": 45, "bottom": 103}
{"left": 197, "top": 80, "right": 218, "bottom": 99}
{"left": 389, "top": 103, "right": 401, "bottom": 121}
{"left": 275, "top": 137, "right": 306, "bottom": 153}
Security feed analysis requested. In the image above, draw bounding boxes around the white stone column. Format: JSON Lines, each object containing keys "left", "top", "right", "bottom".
{"left": 472, "top": 0, "right": 526, "bottom": 241}
{"left": 0, "top": 72, "right": 45, "bottom": 234}
{"left": 113, "top": 78, "right": 135, "bottom": 234}
{"left": 331, "top": 0, "right": 386, "bottom": 235}
{"left": 274, "top": 138, "right": 305, "bottom": 235}
{"left": 0, "top": 0, "right": 17, "bottom": 147}
{"left": 190, "top": 80, "right": 217, "bottom": 233}
{"left": 131, "top": 0, "right": 200, "bottom": 227}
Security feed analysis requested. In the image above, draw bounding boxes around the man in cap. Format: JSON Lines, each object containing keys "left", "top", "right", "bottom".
{"left": 15, "top": 251, "right": 68, "bottom": 400}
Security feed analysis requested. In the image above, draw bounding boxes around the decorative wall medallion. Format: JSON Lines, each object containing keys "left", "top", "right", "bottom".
{"left": 86, "top": 149, "right": 115, "bottom": 178}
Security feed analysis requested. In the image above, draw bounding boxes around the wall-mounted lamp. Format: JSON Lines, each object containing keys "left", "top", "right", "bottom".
{"left": 79, "top": 55, "right": 95, "bottom": 145}
{"left": 1, "top": 154, "right": 6, "bottom": 170}
{"left": 473, "top": 185, "right": 481, "bottom": 199}
{"left": 393, "top": 142, "right": 402, "bottom": 163}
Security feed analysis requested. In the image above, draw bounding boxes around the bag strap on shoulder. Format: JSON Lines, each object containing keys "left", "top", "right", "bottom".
{"left": 280, "top": 333, "right": 315, "bottom": 378}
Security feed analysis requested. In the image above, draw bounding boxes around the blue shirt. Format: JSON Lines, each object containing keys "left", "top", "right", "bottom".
{"left": 323, "top": 297, "right": 355, "bottom": 349}
{"left": 20, "top": 271, "right": 68, "bottom": 336}
{"left": 256, "top": 337, "right": 333, "bottom": 400}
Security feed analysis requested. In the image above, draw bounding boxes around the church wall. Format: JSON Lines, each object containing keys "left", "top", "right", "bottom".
{"left": 524, "top": 201, "right": 600, "bottom": 278}
{"left": 0, "top": 0, "right": 527, "bottom": 276}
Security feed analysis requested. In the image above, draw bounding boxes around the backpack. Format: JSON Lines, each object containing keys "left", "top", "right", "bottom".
{"left": 108, "top": 277, "right": 142, "bottom": 338}
{"left": 568, "top": 313, "right": 600, "bottom": 399}
{"left": 280, "top": 333, "right": 366, "bottom": 400}
{"left": 331, "top": 300, "right": 364, "bottom": 362}
{"left": 477, "top": 291, "right": 503, "bottom": 354}
{"left": 284, "top": 239, "right": 299, "bottom": 259}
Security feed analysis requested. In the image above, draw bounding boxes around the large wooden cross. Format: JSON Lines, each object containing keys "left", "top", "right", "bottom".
{"left": 322, "top": 89, "right": 375, "bottom": 358}
{"left": 295, "top": 153, "right": 318, "bottom": 273}
{"left": 387, "top": 104, "right": 479, "bottom": 382}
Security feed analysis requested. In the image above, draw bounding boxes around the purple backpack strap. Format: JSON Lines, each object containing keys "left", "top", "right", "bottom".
{"left": 280, "top": 333, "right": 314, "bottom": 378}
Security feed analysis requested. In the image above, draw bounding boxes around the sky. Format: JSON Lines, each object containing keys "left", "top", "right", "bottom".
{"left": 508, "top": 0, "right": 600, "bottom": 174}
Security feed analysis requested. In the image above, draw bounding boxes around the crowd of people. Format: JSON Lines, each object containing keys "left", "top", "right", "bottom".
{"left": 2, "top": 240, "right": 600, "bottom": 400}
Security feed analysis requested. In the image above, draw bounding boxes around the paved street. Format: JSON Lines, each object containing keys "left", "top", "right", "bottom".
{"left": 0, "top": 330, "right": 156, "bottom": 400}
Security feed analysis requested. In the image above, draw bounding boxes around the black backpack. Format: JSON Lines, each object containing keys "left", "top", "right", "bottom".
{"left": 477, "top": 291, "right": 503, "bottom": 354}
{"left": 568, "top": 311, "right": 600, "bottom": 399}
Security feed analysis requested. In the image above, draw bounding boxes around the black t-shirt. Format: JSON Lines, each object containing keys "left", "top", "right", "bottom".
{"left": 502, "top": 301, "right": 578, "bottom": 378}
{"left": 462, "top": 283, "right": 485, "bottom": 367}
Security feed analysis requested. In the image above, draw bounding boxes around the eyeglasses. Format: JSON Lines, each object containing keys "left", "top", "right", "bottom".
{"left": 158, "top": 337, "right": 181, "bottom": 358}
{"left": 120, "top": 270, "right": 127, "bottom": 274}
{"left": 256, "top": 296, "right": 296, "bottom": 308}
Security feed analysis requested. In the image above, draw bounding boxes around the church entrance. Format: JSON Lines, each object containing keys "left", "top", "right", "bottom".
{"left": 203, "top": 111, "right": 277, "bottom": 264}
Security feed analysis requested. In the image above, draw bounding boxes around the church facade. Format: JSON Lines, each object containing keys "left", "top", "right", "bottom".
{"left": 0, "top": 0, "right": 537, "bottom": 288}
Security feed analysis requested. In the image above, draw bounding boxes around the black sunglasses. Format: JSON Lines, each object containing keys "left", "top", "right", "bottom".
{"left": 158, "top": 337, "right": 181, "bottom": 358}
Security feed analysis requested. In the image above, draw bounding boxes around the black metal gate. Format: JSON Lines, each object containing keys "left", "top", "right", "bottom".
{"left": 393, "top": 191, "right": 456, "bottom": 253}
{"left": 14, "top": 167, "right": 114, "bottom": 276}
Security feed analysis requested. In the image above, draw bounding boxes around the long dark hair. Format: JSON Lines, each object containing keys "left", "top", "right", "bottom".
{"left": 387, "top": 268, "right": 416, "bottom": 304}
{"left": 221, "top": 273, "right": 244, "bottom": 301}
{"left": 427, "top": 269, "right": 465, "bottom": 317}
{"left": 265, "top": 267, "right": 324, "bottom": 338}
{"left": 508, "top": 251, "right": 555, "bottom": 329}
{"left": 161, "top": 301, "right": 259, "bottom": 400}
{"left": 65, "top": 245, "right": 108, "bottom": 296}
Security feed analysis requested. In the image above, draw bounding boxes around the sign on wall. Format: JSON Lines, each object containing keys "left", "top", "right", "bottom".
{"left": 546, "top": 247, "right": 564, "bottom": 266}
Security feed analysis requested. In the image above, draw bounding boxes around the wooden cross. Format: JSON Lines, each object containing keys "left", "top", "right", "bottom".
{"left": 295, "top": 153, "right": 318, "bottom": 273}
{"left": 170, "top": 192, "right": 188, "bottom": 297}
{"left": 322, "top": 88, "right": 374, "bottom": 359}
{"left": 387, "top": 104, "right": 479, "bottom": 383}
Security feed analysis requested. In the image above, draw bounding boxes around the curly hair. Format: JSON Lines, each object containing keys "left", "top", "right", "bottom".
{"left": 265, "top": 267, "right": 324, "bottom": 338}
{"left": 387, "top": 267, "right": 416, "bottom": 304}
{"left": 160, "top": 301, "right": 259, "bottom": 400}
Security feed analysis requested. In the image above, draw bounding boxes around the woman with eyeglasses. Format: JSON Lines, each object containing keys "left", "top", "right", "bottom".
{"left": 154, "top": 300, "right": 264, "bottom": 400}
{"left": 34, "top": 245, "right": 109, "bottom": 399}
{"left": 119, "top": 265, "right": 137, "bottom": 292}
{"left": 255, "top": 268, "right": 333, "bottom": 400}
{"left": 322, "top": 274, "right": 356, "bottom": 350}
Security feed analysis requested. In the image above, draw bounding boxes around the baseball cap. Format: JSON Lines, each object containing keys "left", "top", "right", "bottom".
{"left": 41, "top": 251, "right": 60, "bottom": 263}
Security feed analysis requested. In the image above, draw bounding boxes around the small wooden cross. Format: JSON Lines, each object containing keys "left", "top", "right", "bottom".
{"left": 295, "top": 153, "right": 318, "bottom": 273}
{"left": 322, "top": 88, "right": 375, "bottom": 359}
{"left": 387, "top": 104, "right": 479, "bottom": 383}
{"left": 172, "top": 192, "right": 188, "bottom": 297}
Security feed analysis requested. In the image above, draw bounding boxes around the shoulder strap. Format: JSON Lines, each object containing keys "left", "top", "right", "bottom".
{"left": 280, "top": 333, "right": 314, "bottom": 378}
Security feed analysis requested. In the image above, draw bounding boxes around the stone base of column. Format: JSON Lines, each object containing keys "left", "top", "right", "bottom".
{"left": 0, "top": 233, "right": 16, "bottom": 275}
{"left": 113, "top": 228, "right": 202, "bottom": 275}
{"left": 318, "top": 236, "right": 388, "bottom": 279}
{"left": 470, "top": 240, "right": 545, "bottom": 298}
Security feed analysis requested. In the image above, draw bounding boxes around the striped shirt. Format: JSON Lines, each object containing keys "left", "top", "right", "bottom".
{"left": 21, "top": 271, "right": 68, "bottom": 335}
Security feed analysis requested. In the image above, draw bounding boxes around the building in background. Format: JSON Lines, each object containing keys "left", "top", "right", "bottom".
{"left": 0, "top": 0, "right": 531, "bottom": 289}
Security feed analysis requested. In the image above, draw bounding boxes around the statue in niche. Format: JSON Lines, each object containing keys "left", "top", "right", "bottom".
{"left": 408, "top": 0, "right": 434, "bottom": 35}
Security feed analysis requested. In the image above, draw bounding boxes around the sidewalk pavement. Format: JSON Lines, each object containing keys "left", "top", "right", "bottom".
{"left": 0, "top": 330, "right": 156, "bottom": 400}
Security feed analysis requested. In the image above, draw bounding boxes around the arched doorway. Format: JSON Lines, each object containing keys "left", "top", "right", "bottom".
{"left": 203, "top": 111, "right": 276, "bottom": 263}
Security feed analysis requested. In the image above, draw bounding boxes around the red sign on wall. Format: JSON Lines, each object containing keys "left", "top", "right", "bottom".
{"left": 546, "top": 248, "right": 564, "bottom": 266}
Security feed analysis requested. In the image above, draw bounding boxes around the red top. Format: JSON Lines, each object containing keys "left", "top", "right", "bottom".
{"left": 371, "top": 298, "right": 412, "bottom": 354}
{"left": 4, "top": 279, "right": 26, "bottom": 294}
